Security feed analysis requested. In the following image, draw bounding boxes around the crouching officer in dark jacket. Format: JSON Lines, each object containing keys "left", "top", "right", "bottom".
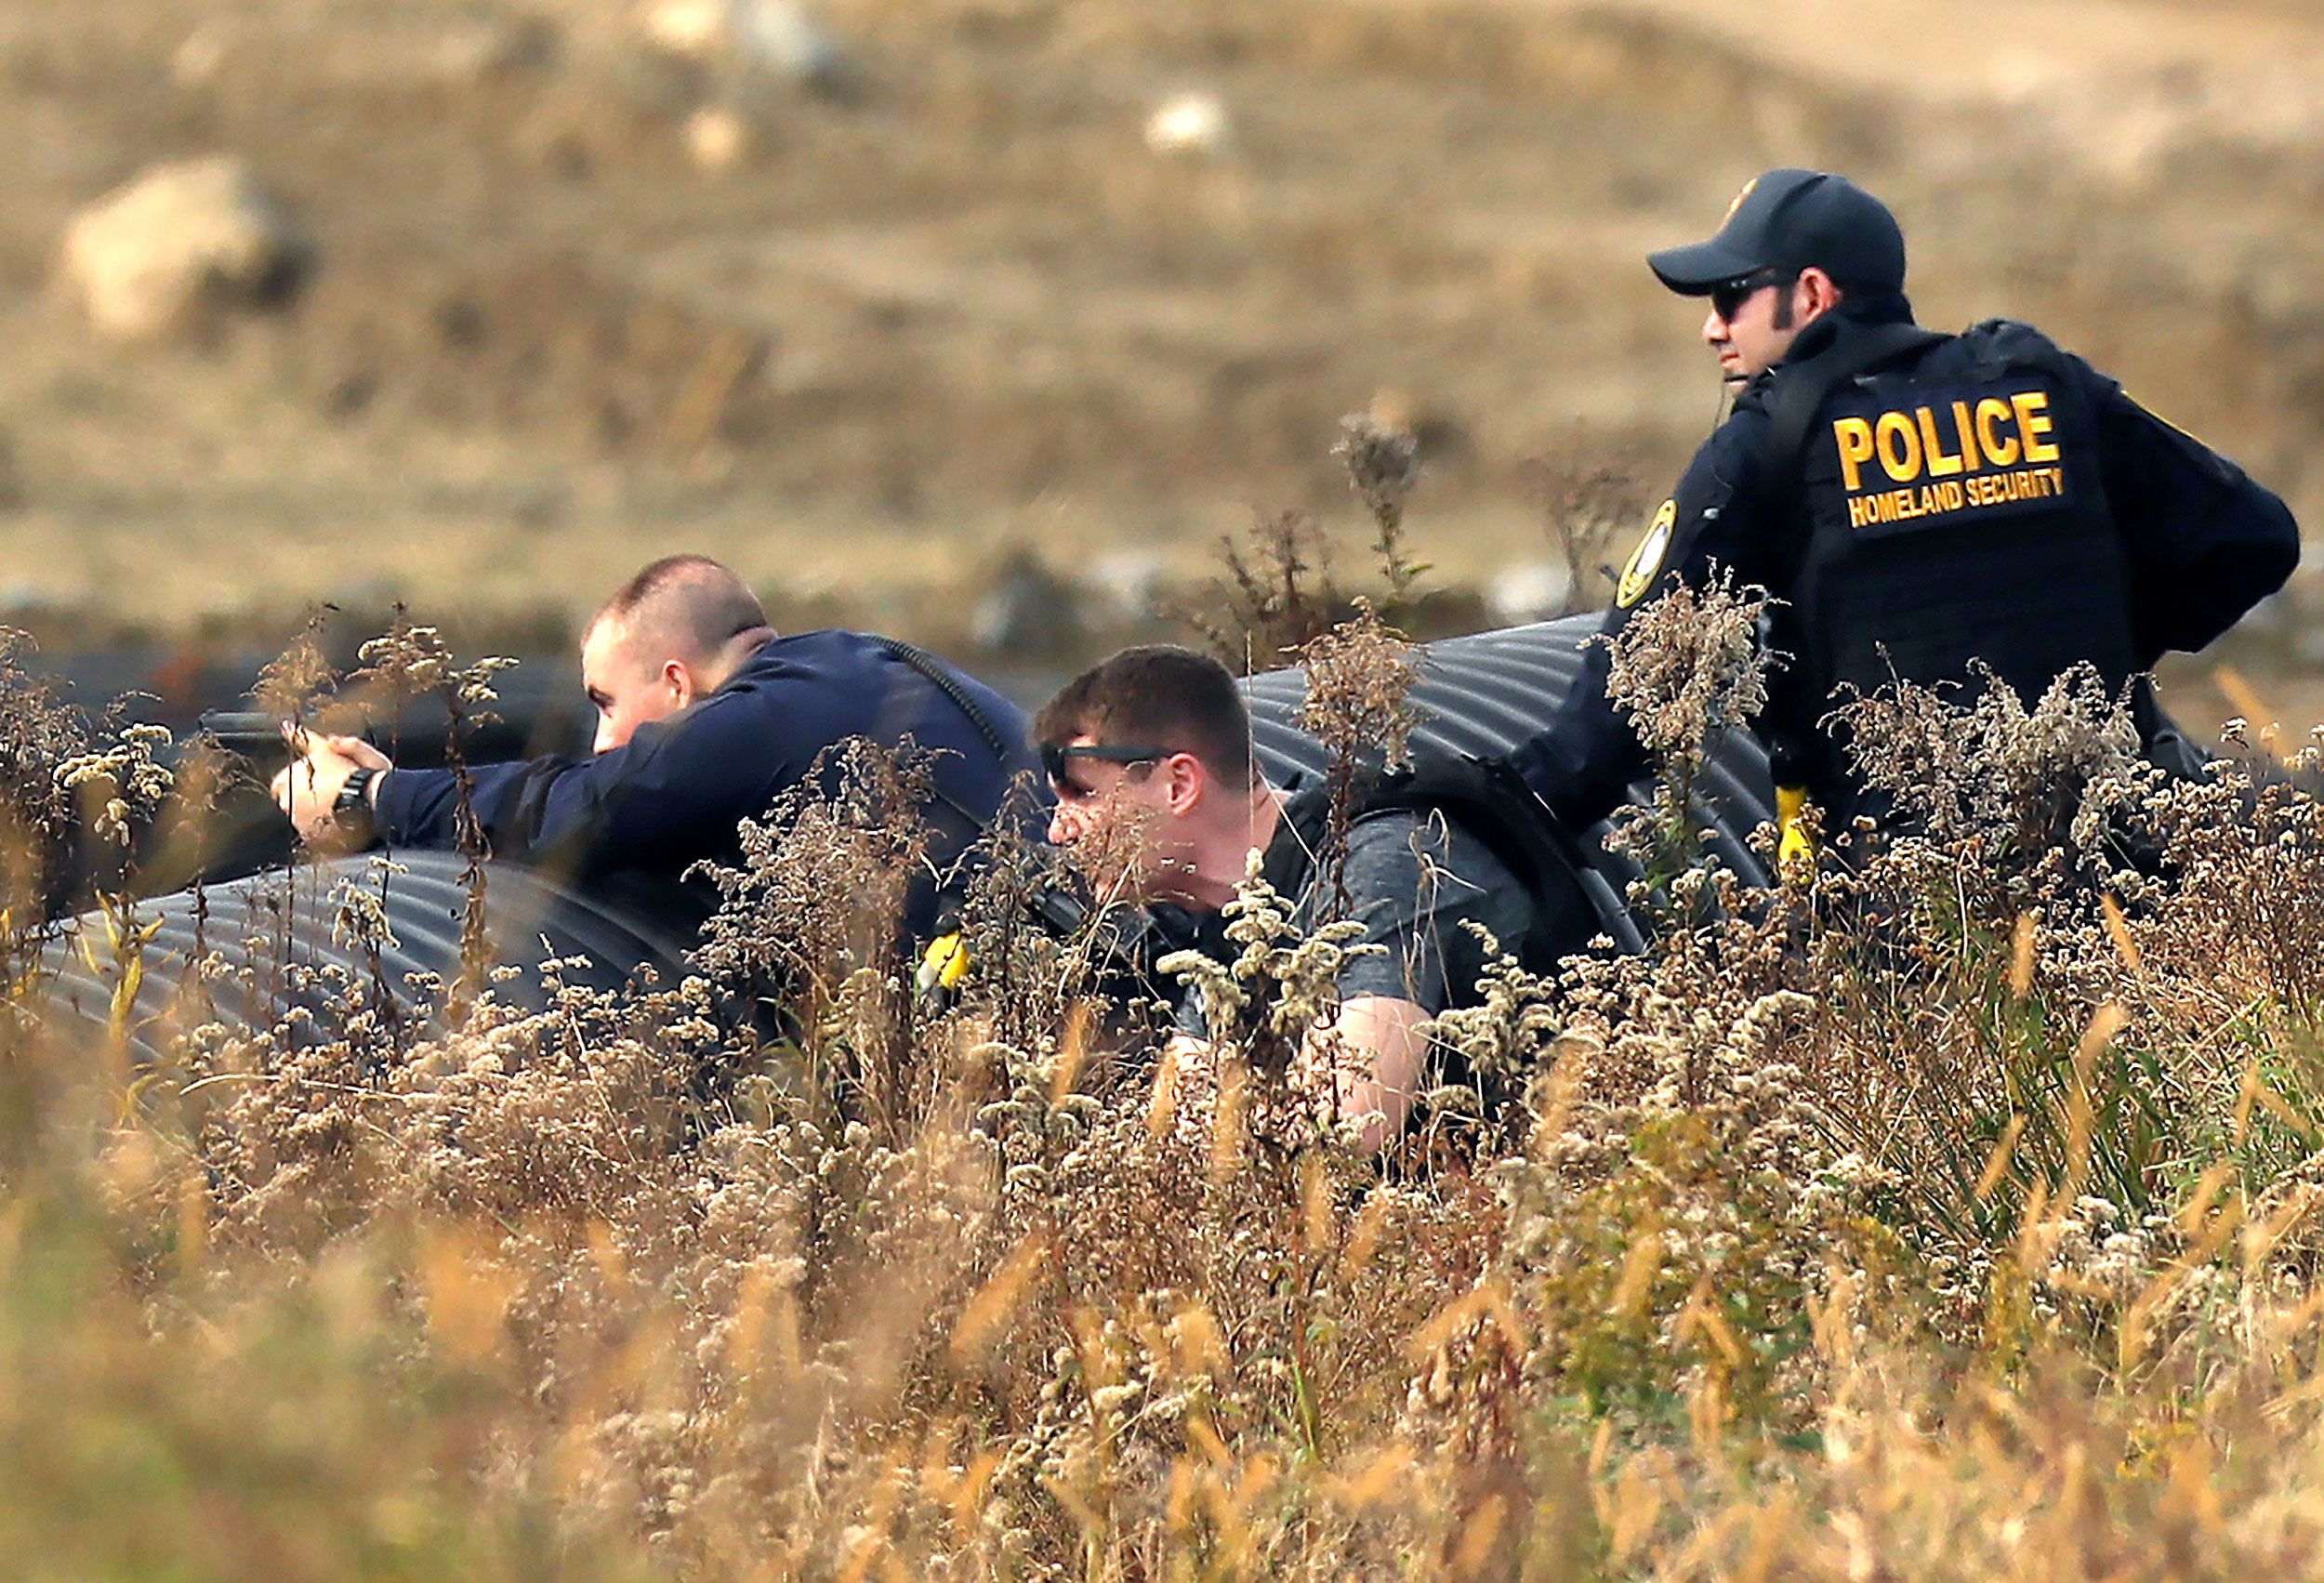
{"left": 274, "top": 554, "right": 1041, "bottom": 940}
{"left": 1511, "top": 167, "right": 2301, "bottom": 851}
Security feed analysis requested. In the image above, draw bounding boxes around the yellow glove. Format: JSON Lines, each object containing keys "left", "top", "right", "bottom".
{"left": 916, "top": 930, "right": 971, "bottom": 998}
{"left": 1776, "top": 785, "right": 1815, "bottom": 879}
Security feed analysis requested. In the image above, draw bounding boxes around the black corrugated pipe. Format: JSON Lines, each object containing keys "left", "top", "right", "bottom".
{"left": 1243, "top": 613, "right": 1774, "bottom": 952}
{"left": 42, "top": 615, "right": 1775, "bottom": 1050}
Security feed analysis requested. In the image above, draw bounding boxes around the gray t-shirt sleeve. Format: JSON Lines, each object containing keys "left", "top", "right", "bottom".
{"left": 1171, "top": 807, "right": 1533, "bottom": 1036}
{"left": 1301, "top": 809, "right": 1529, "bottom": 1015}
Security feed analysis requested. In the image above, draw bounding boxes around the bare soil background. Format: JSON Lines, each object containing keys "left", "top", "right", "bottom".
{"left": 2, "top": 0, "right": 2320, "bottom": 719}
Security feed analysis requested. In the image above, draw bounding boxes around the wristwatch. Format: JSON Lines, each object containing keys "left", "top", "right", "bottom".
{"left": 334, "top": 766, "right": 380, "bottom": 838}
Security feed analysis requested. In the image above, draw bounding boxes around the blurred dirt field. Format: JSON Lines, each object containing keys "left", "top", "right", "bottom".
{"left": 1, "top": 0, "right": 2321, "bottom": 718}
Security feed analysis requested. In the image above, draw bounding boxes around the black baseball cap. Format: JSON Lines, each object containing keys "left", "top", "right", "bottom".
{"left": 1647, "top": 169, "right": 1906, "bottom": 296}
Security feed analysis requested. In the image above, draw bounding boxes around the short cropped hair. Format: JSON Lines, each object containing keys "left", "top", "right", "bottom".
{"left": 593, "top": 555, "right": 769, "bottom": 661}
{"left": 1035, "top": 645, "right": 1255, "bottom": 788}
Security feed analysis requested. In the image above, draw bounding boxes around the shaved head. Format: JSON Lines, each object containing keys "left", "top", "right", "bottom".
{"left": 589, "top": 554, "right": 770, "bottom": 666}
{"left": 581, "top": 555, "right": 774, "bottom": 752}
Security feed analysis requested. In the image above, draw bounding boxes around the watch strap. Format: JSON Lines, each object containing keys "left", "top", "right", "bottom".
{"left": 335, "top": 765, "right": 379, "bottom": 818}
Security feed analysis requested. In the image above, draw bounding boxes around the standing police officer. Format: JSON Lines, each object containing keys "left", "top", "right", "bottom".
{"left": 1510, "top": 168, "right": 2302, "bottom": 844}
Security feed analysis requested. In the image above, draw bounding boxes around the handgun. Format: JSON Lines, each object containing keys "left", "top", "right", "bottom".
{"left": 195, "top": 710, "right": 300, "bottom": 762}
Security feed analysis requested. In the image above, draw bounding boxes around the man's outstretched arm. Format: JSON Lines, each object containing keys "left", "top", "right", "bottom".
{"left": 275, "top": 730, "right": 592, "bottom": 857}
{"left": 1308, "top": 994, "right": 1434, "bottom": 1154}
{"left": 372, "top": 755, "right": 592, "bottom": 858}
{"left": 1156, "top": 996, "right": 1434, "bottom": 1155}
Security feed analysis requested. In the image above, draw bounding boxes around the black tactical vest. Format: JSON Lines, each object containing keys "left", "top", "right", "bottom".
{"left": 1777, "top": 320, "right": 2136, "bottom": 795}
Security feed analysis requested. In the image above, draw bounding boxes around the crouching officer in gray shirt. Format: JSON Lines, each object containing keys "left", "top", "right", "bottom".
{"left": 1034, "top": 645, "right": 1555, "bottom": 1154}
{"left": 1510, "top": 168, "right": 2301, "bottom": 850}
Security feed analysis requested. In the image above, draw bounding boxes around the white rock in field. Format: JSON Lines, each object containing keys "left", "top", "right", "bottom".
{"left": 59, "top": 157, "right": 313, "bottom": 344}
{"left": 1143, "top": 92, "right": 1230, "bottom": 157}
{"left": 641, "top": 0, "right": 728, "bottom": 59}
{"left": 1085, "top": 549, "right": 1170, "bottom": 621}
{"left": 733, "top": 0, "right": 849, "bottom": 86}
{"left": 1486, "top": 561, "right": 1574, "bottom": 626}
{"left": 686, "top": 105, "right": 750, "bottom": 170}
{"left": 640, "top": 0, "right": 849, "bottom": 89}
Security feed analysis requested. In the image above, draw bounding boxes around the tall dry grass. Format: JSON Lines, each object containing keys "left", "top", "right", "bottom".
{"left": 7, "top": 584, "right": 2324, "bottom": 1580}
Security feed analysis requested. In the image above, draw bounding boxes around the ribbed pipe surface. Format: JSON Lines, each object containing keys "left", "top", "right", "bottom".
{"left": 1244, "top": 613, "right": 1774, "bottom": 950}
{"left": 41, "top": 854, "right": 694, "bottom": 1063}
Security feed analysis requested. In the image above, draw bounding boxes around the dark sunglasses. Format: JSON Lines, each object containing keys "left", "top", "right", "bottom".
{"left": 1039, "top": 740, "right": 1172, "bottom": 793}
{"left": 1709, "top": 268, "right": 1790, "bottom": 323}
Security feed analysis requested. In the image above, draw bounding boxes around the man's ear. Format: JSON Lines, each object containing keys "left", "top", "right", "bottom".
{"left": 1796, "top": 266, "right": 1845, "bottom": 322}
{"left": 664, "top": 658, "right": 695, "bottom": 706}
{"left": 1160, "top": 751, "right": 1207, "bottom": 817}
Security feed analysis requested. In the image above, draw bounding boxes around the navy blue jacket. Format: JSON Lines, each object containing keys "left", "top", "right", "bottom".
{"left": 373, "top": 630, "right": 1041, "bottom": 938}
{"left": 1512, "top": 301, "right": 2302, "bottom": 830}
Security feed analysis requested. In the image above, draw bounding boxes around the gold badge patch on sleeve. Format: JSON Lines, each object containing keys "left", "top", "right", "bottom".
{"left": 1617, "top": 499, "right": 1678, "bottom": 608}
